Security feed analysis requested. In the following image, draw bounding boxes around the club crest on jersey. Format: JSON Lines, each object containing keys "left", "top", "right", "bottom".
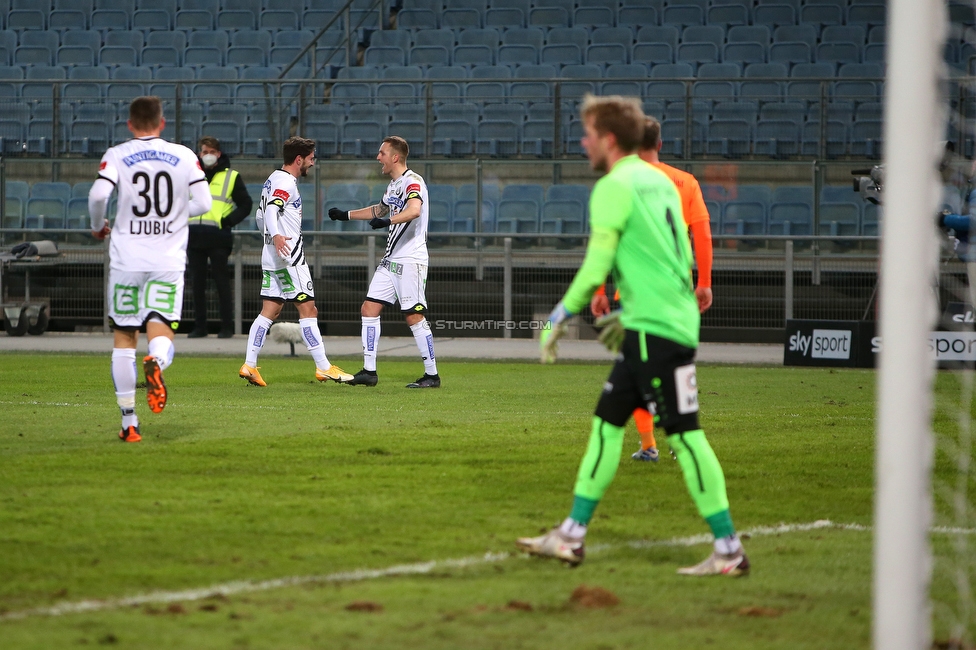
{"left": 272, "top": 189, "right": 290, "bottom": 202}
{"left": 121, "top": 150, "right": 180, "bottom": 167}
{"left": 291, "top": 196, "right": 302, "bottom": 209}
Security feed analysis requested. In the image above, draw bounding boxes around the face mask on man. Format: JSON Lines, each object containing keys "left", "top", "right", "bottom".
{"left": 201, "top": 153, "right": 218, "bottom": 168}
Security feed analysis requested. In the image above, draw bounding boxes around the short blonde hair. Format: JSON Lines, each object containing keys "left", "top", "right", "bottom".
{"left": 579, "top": 94, "right": 645, "bottom": 153}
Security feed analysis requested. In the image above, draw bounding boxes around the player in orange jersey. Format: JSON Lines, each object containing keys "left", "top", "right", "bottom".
{"left": 590, "top": 115, "right": 714, "bottom": 462}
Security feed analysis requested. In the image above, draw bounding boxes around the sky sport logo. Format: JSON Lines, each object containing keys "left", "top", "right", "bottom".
{"left": 434, "top": 320, "right": 552, "bottom": 331}
{"left": 788, "top": 329, "right": 852, "bottom": 360}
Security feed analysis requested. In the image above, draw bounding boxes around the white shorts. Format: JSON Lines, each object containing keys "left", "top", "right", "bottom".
{"left": 108, "top": 269, "right": 184, "bottom": 330}
{"left": 366, "top": 260, "right": 428, "bottom": 313}
{"left": 261, "top": 264, "right": 315, "bottom": 302}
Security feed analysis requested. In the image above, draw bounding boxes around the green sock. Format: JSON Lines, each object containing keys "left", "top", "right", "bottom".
{"left": 669, "top": 429, "right": 733, "bottom": 524}
{"left": 570, "top": 417, "right": 625, "bottom": 524}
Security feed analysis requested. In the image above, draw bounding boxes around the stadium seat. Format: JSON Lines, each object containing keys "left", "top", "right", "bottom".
{"left": 520, "top": 119, "right": 555, "bottom": 157}
{"left": 496, "top": 199, "right": 539, "bottom": 234}
{"left": 397, "top": 9, "right": 438, "bottom": 29}
{"left": 770, "top": 42, "right": 811, "bottom": 65}
{"left": 453, "top": 199, "right": 495, "bottom": 232}
{"left": 443, "top": 8, "right": 481, "bottom": 29}
{"left": 8, "top": 10, "right": 46, "bottom": 30}
{"left": 25, "top": 198, "right": 67, "bottom": 230}
{"left": 476, "top": 120, "right": 519, "bottom": 157}
{"left": 529, "top": 7, "right": 570, "bottom": 28}
{"left": 800, "top": 3, "right": 843, "bottom": 27}
{"left": 499, "top": 44, "right": 539, "bottom": 67}
{"left": 432, "top": 120, "right": 473, "bottom": 156}
{"left": 849, "top": 4, "right": 886, "bottom": 26}
{"left": 754, "top": 4, "right": 796, "bottom": 27}
{"left": 768, "top": 201, "right": 813, "bottom": 236}
{"left": 619, "top": 6, "right": 657, "bottom": 30}
{"left": 546, "top": 28, "right": 586, "bottom": 55}
{"left": 485, "top": 7, "right": 525, "bottom": 28}
{"left": 706, "top": 120, "right": 752, "bottom": 158}
{"left": 340, "top": 121, "right": 383, "bottom": 157}
{"left": 662, "top": 4, "right": 705, "bottom": 26}
{"left": 724, "top": 43, "right": 767, "bottom": 66}
{"left": 259, "top": 10, "right": 297, "bottom": 31}
{"left": 722, "top": 200, "right": 766, "bottom": 236}
{"left": 819, "top": 202, "right": 861, "bottom": 238}
{"left": 684, "top": 25, "right": 725, "bottom": 50}
{"left": 850, "top": 120, "right": 883, "bottom": 158}
{"left": 708, "top": 4, "right": 748, "bottom": 25}
{"left": 454, "top": 45, "right": 494, "bottom": 67}
{"left": 637, "top": 26, "right": 679, "bottom": 52}
{"left": 58, "top": 46, "right": 96, "bottom": 68}
{"left": 729, "top": 25, "right": 771, "bottom": 45}
{"left": 754, "top": 119, "right": 800, "bottom": 157}
{"left": 542, "top": 44, "right": 582, "bottom": 67}
{"left": 365, "top": 46, "right": 405, "bottom": 67}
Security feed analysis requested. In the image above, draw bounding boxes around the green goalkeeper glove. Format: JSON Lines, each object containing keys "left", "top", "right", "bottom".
{"left": 540, "top": 301, "right": 573, "bottom": 364}
{"left": 594, "top": 310, "right": 624, "bottom": 354}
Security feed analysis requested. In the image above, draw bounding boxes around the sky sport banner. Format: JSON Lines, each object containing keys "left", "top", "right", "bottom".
{"left": 784, "top": 320, "right": 976, "bottom": 367}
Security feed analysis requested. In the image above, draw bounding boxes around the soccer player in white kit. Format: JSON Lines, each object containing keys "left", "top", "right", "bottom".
{"left": 327, "top": 136, "right": 440, "bottom": 388}
{"left": 88, "top": 96, "right": 213, "bottom": 442}
{"left": 239, "top": 136, "right": 353, "bottom": 387}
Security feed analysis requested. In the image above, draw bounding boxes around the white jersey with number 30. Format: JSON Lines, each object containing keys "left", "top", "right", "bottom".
{"left": 97, "top": 136, "right": 208, "bottom": 272}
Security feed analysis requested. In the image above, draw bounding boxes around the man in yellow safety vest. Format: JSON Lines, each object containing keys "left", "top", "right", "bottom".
{"left": 187, "top": 136, "right": 253, "bottom": 338}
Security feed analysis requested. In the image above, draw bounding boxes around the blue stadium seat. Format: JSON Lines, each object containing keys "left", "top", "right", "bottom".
{"left": 453, "top": 199, "right": 494, "bottom": 232}
{"left": 58, "top": 46, "right": 96, "bottom": 67}
{"left": 801, "top": 119, "right": 847, "bottom": 157}
{"left": 659, "top": 118, "right": 705, "bottom": 157}
{"left": 547, "top": 183, "right": 590, "bottom": 206}
{"left": 754, "top": 119, "right": 799, "bottom": 156}
{"left": 633, "top": 43, "right": 673, "bottom": 65}
{"left": 15, "top": 47, "right": 53, "bottom": 67}
{"left": 189, "top": 30, "right": 228, "bottom": 51}
{"left": 431, "top": 120, "right": 474, "bottom": 156}
{"left": 817, "top": 42, "right": 861, "bottom": 65}
{"left": 147, "top": 30, "right": 184, "bottom": 50}
{"left": 678, "top": 42, "right": 719, "bottom": 67}
{"left": 25, "top": 198, "right": 67, "bottom": 230}
{"left": 768, "top": 201, "right": 812, "bottom": 236}
{"left": 729, "top": 25, "right": 771, "bottom": 45}
{"left": 637, "top": 25, "right": 679, "bottom": 51}
{"left": 454, "top": 44, "right": 494, "bottom": 67}
{"left": 57, "top": 0, "right": 93, "bottom": 11}
{"left": 849, "top": 4, "right": 886, "bottom": 26}
{"left": 754, "top": 4, "right": 796, "bottom": 27}
{"left": 132, "top": 9, "right": 169, "bottom": 31}
{"left": 722, "top": 200, "right": 765, "bottom": 236}
{"left": 64, "top": 65, "right": 108, "bottom": 98}
{"left": 502, "top": 183, "right": 544, "bottom": 205}
{"left": 683, "top": 25, "right": 725, "bottom": 50}
{"left": 588, "top": 43, "right": 628, "bottom": 67}
{"left": 142, "top": 46, "right": 179, "bottom": 67}
{"left": 365, "top": 46, "right": 406, "bottom": 67}
{"left": 21, "top": 30, "right": 59, "bottom": 52}
{"left": 107, "top": 65, "right": 149, "bottom": 98}
{"left": 259, "top": 10, "right": 297, "bottom": 30}
{"left": 485, "top": 8, "right": 525, "bottom": 28}
{"left": 496, "top": 199, "right": 539, "bottom": 233}
{"left": 724, "top": 43, "right": 766, "bottom": 66}
{"left": 499, "top": 44, "right": 539, "bottom": 67}
{"left": 232, "top": 30, "right": 272, "bottom": 51}
{"left": 542, "top": 43, "right": 581, "bottom": 67}
{"left": 773, "top": 24, "right": 818, "bottom": 48}
{"left": 706, "top": 119, "right": 751, "bottom": 157}
{"left": 227, "top": 46, "right": 266, "bottom": 67}
{"left": 185, "top": 46, "right": 223, "bottom": 67}
{"left": 770, "top": 42, "right": 811, "bottom": 65}
{"left": 443, "top": 8, "right": 481, "bottom": 29}
{"left": 415, "top": 29, "right": 455, "bottom": 51}
{"left": 173, "top": 11, "right": 214, "bottom": 30}
{"left": 662, "top": 4, "right": 704, "bottom": 26}
{"left": 103, "top": 31, "right": 140, "bottom": 52}
{"left": 340, "top": 121, "right": 383, "bottom": 157}
{"left": 398, "top": 9, "right": 438, "bottom": 29}
{"left": 520, "top": 119, "right": 555, "bottom": 156}
{"left": 541, "top": 200, "right": 585, "bottom": 235}
{"left": 476, "top": 120, "right": 519, "bottom": 156}
{"left": 218, "top": 10, "right": 255, "bottom": 30}
{"left": 8, "top": 10, "right": 46, "bottom": 30}
{"left": 619, "top": 6, "right": 657, "bottom": 30}
{"left": 410, "top": 45, "right": 449, "bottom": 67}
{"left": 819, "top": 202, "right": 860, "bottom": 238}
{"left": 529, "top": 7, "right": 569, "bottom": 28}
{"left": 708, "top": 4, "right": 748, "bottom": 25}
{"left": 741, "top": 62, "right": 787, "bottom": 100}
{"left": 150, "top": 66, "right": 192, "bottom": 99}
{"left": 69, "top": 120, "right": 109, "bottom": 155}
{"left": 24, "top": 66, "right": 67, "bottom": 100}
{"left": 850, "top": 120, "right": 882, "bottom": 158}
{"left": 50, "top": 10, "right": 87, "bottom": 31}
{"left": 200, "top": 120, "right": 239, "bottom": 155}
{"left": 575, "top": 6, "right": 614, "bottom": 28}
{"left": 305, "top": 122, "right": 339, "bottom": 156}
{"left": 800, "top": 3, "right": 843, "bottom": 27}
{"left": 435, "top": 101, "right": 479, "bottom": 123}
{"left": 713, "top": 100, "right": 757, "bottom": 125}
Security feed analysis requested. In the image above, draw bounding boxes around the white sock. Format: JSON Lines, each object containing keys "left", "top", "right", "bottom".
{"left": 362, "top": 316, "right": 381, "bottom": 372}
{"left": 246, "top": 314, "right": 273, "bottom": 366}
{"left": 410, "top": 318, "right": 438, "bottom": 376}
{"left": 112, "top": 348, "right": 138, "bottom": 428}
{"left": 714, "top": 534, "right": 743, "bottom": 556}
{"left": 147, "top": 336, "right": 174, "bottom": 371}
{"left": 299, "top": 317, "right": 330, "bottom": 370}
{"left": 559, "top": 517, "right": 587, "bottom": 540}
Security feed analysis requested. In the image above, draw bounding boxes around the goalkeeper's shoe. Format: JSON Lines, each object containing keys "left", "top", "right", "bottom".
{"left": 632, "top": 446, "right": 660, "bottom": 462}
{"left": 239, "top": 364, "right": 266, "bottom": 387}
{"left": 516, "top": 528, "right": 585, "bottom": 566}
{"left": 346, "top": 368, "right": 378, "bottom": 386}
{"left": 316, "top": 364, "right": 354, "bottom": 383}
{"left": 677, "top": 550, "right": 750, "bottom": 577}
{"left": 143, "top": 356, "right": 167, "bottom": 414}
{"left": 406, "top": 373, "right": 440, "bottom": 388}
{"left": 118, "top": 425, "right": 142, "bottom": 443}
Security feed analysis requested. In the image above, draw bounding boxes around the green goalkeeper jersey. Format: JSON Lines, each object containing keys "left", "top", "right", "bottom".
{"left": 561, "top": 154, "right": 700, "bottom": 349}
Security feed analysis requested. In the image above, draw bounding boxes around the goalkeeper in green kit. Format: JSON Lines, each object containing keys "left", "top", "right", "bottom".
{"left": 516, "top": 95, "right": 748, "bottom": 576}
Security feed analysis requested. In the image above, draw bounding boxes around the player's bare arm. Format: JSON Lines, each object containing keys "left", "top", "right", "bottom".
{"left": 272, "top": 234, "right": 292, "bottom": 257}
{"left": 342, "top": 203, "right": 390, "bottom": 221}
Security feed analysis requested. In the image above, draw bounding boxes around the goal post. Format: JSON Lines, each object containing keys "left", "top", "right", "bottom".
{"left": 874, "top": 0, "right": 947, "bottom": 648}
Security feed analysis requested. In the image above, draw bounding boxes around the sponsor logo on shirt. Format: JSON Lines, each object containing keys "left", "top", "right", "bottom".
{"left": 387, "top": 196, "right": 405, "bottom": 210}
{"left": 273, "top": 189, "right": 290, "bottom": 202}
{"left": 121, "top": 150, "right": 180, "bottom": 167}
{"left": 99, "top": 161, "right": 107, "bottom": 170}
{"left": 405, "top": 183, "right": 421, "bottom": 195}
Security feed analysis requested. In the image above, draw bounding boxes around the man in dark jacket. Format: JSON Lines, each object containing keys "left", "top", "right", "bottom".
{"left": 187, "top": 136, "right": 253, "bottom": 338}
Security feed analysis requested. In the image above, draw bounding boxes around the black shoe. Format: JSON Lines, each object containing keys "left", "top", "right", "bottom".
{"left": 406, "top": 373, "right": 440, "bottom": 388}
{"left": 187, "top": 329, "right": 208, "bottom": 338}
{"left": 217, "top": 329, "right": 234, "bottom": 339}
{"left": 347, "top": 369, "right": 378, "bottom": 386}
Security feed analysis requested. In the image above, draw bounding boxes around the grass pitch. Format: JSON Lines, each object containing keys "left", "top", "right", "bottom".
{"left": 0, "top": 352, "right": 935, "bottom": 648}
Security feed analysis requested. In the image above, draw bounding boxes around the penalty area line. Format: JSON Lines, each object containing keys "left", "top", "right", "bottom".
{"left": 0, "top": 519, "right": 963, "bottom": 622}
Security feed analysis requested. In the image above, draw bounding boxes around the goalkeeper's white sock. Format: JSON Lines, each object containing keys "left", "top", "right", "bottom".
{"left": 714, "top": 534, "right": 743, "bottom": 556}
{"left": 147, "top": 336, "right": 174, "bottom": 371}
{"left": 410, "top": 318, "right": 438, "bottom": 376}
{"left": 299, "top": 317, "right": 331, "bottom": 370}
{"left": 558, "top": 517, "right": 587, "bottom": 540}
{"left": 245, "top": 315, "right": 273, "bottom": 366}
{"left": 112, "top": 348, "right": 138, "bottom": 428}
{"left": 362, "top": 316, "right": 380, "bottom": 372}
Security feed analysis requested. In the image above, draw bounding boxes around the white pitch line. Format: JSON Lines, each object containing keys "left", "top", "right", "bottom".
{"left": 2, "top": 519, "right": 972, "bottom": 622}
